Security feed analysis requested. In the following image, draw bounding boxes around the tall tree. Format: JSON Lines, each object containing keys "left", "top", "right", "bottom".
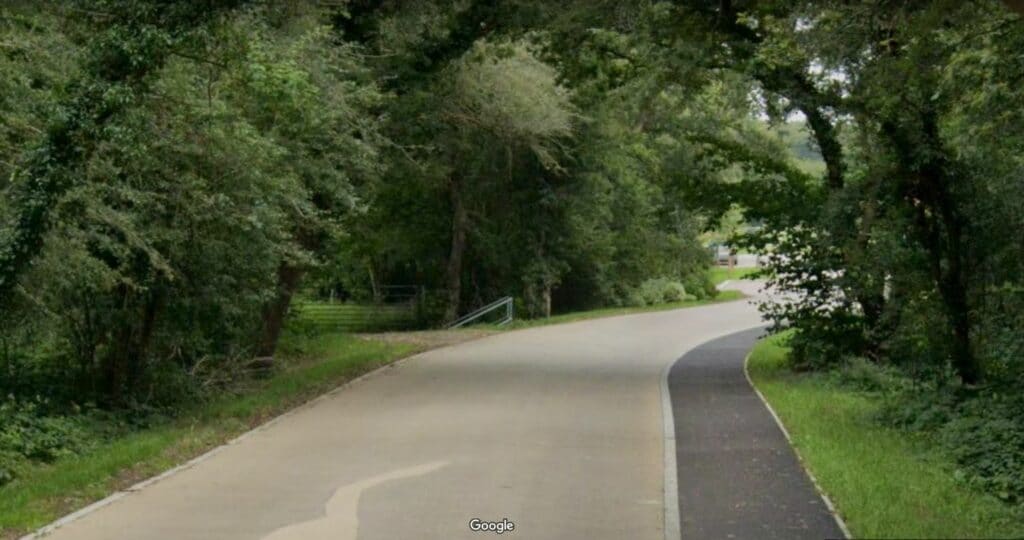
{"left": 0, "top": 0, "right": 250, "bottom": 310}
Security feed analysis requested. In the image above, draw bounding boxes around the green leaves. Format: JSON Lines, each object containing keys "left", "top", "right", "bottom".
{"left": 1, "top": 1, "right": 388, "bottom": 405}
{"left": 0, "top": 0, "right": 255, "bottom": 308}
{"left": 445, "top": 40, "right": 575, "bottom": 168}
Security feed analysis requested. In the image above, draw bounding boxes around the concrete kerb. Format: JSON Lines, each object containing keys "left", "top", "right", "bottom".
{"left": 742, "top": 352, "right": 853, "bottom": 539}
{"left": 660, "top": 359, "right": 682, "bottom": 540}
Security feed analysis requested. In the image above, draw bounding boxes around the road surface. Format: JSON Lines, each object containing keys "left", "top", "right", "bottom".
{"left": 35, "top": 281, "right": 841, "bottom": 540}
{"left": 670, "top": 328, "right": 846, "bottom": 539}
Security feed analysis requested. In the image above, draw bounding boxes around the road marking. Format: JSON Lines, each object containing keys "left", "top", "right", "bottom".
{"left": 261, "top": 461, "right": 448, "bottom": 540}
{"left": 18, "top": 356, "right": 423, "bottom": 540}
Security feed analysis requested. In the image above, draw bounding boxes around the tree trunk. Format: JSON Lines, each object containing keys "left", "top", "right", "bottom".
{"left": 103, "top": 285, "right": 132, "bottom": 405}
{"left": 367, "top": 260, "right": 381, "bottom": 303}
{"left": 127, "top": 288, "right": 164, "bottom": 391}
{"left": 256, "top": 264, "right": 305, "bottom": 358}
{"left": 882, "top": 115, "right": 979, "bottom": 384}
{"left": 802, "top": 106, "right": 845, "bottom": 191}
{"left": 445, "top": 174, "right": 468, "bottom": 323}
{"left": 933, "top": 174, "right": 976, "bottom": 383}
{"left": 543, "top": 285, "right": 552, "bottom": 318}
{"left": 943, "top": 266, "right": 976, "bottom": 383}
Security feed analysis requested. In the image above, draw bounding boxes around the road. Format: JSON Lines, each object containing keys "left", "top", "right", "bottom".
{"left": 670, "top": 328, "right": 846, "bottom": 539}
{"left": 35, "top": 282, "right": 838, "bottom": 540}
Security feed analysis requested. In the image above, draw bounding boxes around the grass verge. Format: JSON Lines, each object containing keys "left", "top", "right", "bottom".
{"left": 746, "top": 333, "right": 1024, "bottom": 538}
{"left": 709, "top": 266, "right": 759, "bottom": 285}
{"left": 487, "top": 290, "right": 746, "bottom": 330}
{"left": 0, "top": 333, "right": 417, "bottom": 539}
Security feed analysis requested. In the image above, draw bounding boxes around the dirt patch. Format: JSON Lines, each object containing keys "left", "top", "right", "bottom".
{"left": 357, "top": 329, "right": 499, "bottom": 351}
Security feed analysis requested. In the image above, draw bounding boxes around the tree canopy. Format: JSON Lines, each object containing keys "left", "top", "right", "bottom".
{"left": 2, "top": 0, "right": 1024, "bottom": 502}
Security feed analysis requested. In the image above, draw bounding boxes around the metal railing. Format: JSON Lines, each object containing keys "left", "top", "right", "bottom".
{"left": 447, "top": 296, "right": 514, "bottom": 328}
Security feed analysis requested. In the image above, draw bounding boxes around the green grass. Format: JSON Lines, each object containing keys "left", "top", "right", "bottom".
{"left": 747, "top": 333, "right": 1024, "bottom": 539}
{"left": 0, "top": 333, "right": 416, "bottom": 539}
{"left": 708, "top": 266, "right": 759, "bottom": 285}
{"left": 481, "top": 290, "right": 746, "bottom": 330}
{"left": 292, "top": 301, "right": 416, "bottom": 332}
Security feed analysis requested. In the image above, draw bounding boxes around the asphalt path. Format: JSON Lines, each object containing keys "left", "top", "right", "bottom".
{"left": 33, "top": 282, "right": 841, "bottom": 540}
{"left": 669, "top": 327, "right": 847, "bottom": 540}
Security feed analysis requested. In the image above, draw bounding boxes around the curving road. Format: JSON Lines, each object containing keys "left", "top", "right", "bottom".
{"left": 34, "top": 282, "right": 838, "bottom": 540}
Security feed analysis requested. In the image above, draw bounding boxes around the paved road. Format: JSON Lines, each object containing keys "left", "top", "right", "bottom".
{"left": 37, "top": 281, "right": 832, "bottom": 540}
{"left": 670, "top": 328, "right": 846, "bottom": 540}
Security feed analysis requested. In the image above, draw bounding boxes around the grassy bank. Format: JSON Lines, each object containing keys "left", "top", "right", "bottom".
{"left": 709, "top": 266, "right": 759, "bottom": 285}
{"left": 0, "top": 333, "right": 416, "bottom": 539}
{"left": 493, "top": 290, "right": 745, "bottom": 330}
{"left": 746, "top": 334, "right": 1024, "bottom": 538}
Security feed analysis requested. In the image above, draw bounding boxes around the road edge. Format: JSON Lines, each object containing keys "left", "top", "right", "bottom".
{"left": 742, "top": 351, "right": 853, "bottom": 539}
{"left": 18, "top": 351, "right": 426, "bottom": 540}
{"left": 660, "top": 359, "right": 682, "bottom": 540}
{"left": 661, "top": 322, "right": 766, "bottom": 540}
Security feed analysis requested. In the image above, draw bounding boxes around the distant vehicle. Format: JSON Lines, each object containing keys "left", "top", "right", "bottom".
{"left": 708, "top": 243, "right": 734, "bottom": 265}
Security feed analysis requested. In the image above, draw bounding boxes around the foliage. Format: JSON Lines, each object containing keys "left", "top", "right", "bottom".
{"left": 941, "top": 393, "right": 1024, "bottom": 504}
{"left": 645, "top": 0, "right": 1024, "bottom": 508}
{"left": 0, "top": 0, "right": 257, "bottom": 308}
{"left": 448, "top": 40, "right": 574, "bottom": 166}
{"left": 631, "top": 277, "right": 689, "bottom": 307}
{"left": 1, "top": 2, "right": 383, "bottom": 406}
{"left": 748, "top": 333, "right": 1024, "bottom": 538}
{"left": 0, "top": 397, "right": 91, "bottom": 487}
{"left": 2, "top": 0, "right": 1024, "bottom": 524}
{"left": 881, "top": 384, "right": 1024, "bottom": 505}
{"left": 754, "top": 227, "right": 866, "bottom": 369}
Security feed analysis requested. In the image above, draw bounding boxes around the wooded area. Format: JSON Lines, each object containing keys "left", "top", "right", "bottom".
{"left": 2, "top": 0, "right": 1023, "bottom": 521}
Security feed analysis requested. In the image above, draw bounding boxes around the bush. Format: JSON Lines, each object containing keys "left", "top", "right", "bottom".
{"left": 0, "top": 396, "right": 91, "bottom": 486}
{"left": 624, "top": 289, "right": 645, "bottom": 307}
{"left": 878, "top": 382, "right": 1024, "bottom": 505}
{"left": 684, "top": 273, "right": 717, "bottom": 300}
{"left": 878, "top": 382, "right": 957, "bottom": 431}
{"left": 831, "top": 356, "right": 907, "bottom": 393}
{"left": 940, "top": 392, "right": 1024, "bottom": 504}
{"left": 0, "top": 448, "right": 21, "bottom": 487}
{"left": 637, "top": 279, "right": 665, "bottom": 305}
{"left": 786, "top": 329, "right": 861, "bottom": 371}
{"left": 662, "top": 281, "right": 688, "bottom": 302}
{"left": 633, "top": 278, "right": 688, "bottom": 306}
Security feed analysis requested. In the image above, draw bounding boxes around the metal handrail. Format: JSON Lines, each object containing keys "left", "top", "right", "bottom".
{"left": 447, "top": 296, "right": 514, "bottom": 328}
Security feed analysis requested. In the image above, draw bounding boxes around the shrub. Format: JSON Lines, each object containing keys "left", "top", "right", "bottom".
{"left": 879, "top": 382, "right": 1024, "bottom": 504}
{"left": 940, "top": 392, "right": 1024, "bottom": 504}
{"left": 0, "top": 396, "right": 91, "bottom": 486}
{"left": 684, "top": 273, "right": 716, "bottom": 300}
{"left": 633, "top": 278, "right": 688, "bottom": 306}
{"left": 637, "top": 278, "right": 666, "bottom": 305}
{"left": 831, "top": 356, "right": 906, "bottom": 393}
{"left": 662, "top": 281, "right": 688, "bottom": 302}
{"left": 878, "top": 383, "right": 958, "bottom": 432}
{"left": 0, "top": 448, "right": 22, "bottom": 487}
{"left": 625, "top": 289, "right": 647, "bottom": 307}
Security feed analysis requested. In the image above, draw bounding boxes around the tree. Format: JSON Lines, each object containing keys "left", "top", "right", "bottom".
{"left": 436, "top": 40, "right": 574, "bottom": 321}
{"left": 0, "top": 0, "right": 252, "bottom": 311}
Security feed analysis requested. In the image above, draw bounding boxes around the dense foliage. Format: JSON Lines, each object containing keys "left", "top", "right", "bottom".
{"left": 1, "top": 0, "right": 1023, "bottom": 512}
{"left": 687, "top": 0, "right": 1024, "bottom": 507}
